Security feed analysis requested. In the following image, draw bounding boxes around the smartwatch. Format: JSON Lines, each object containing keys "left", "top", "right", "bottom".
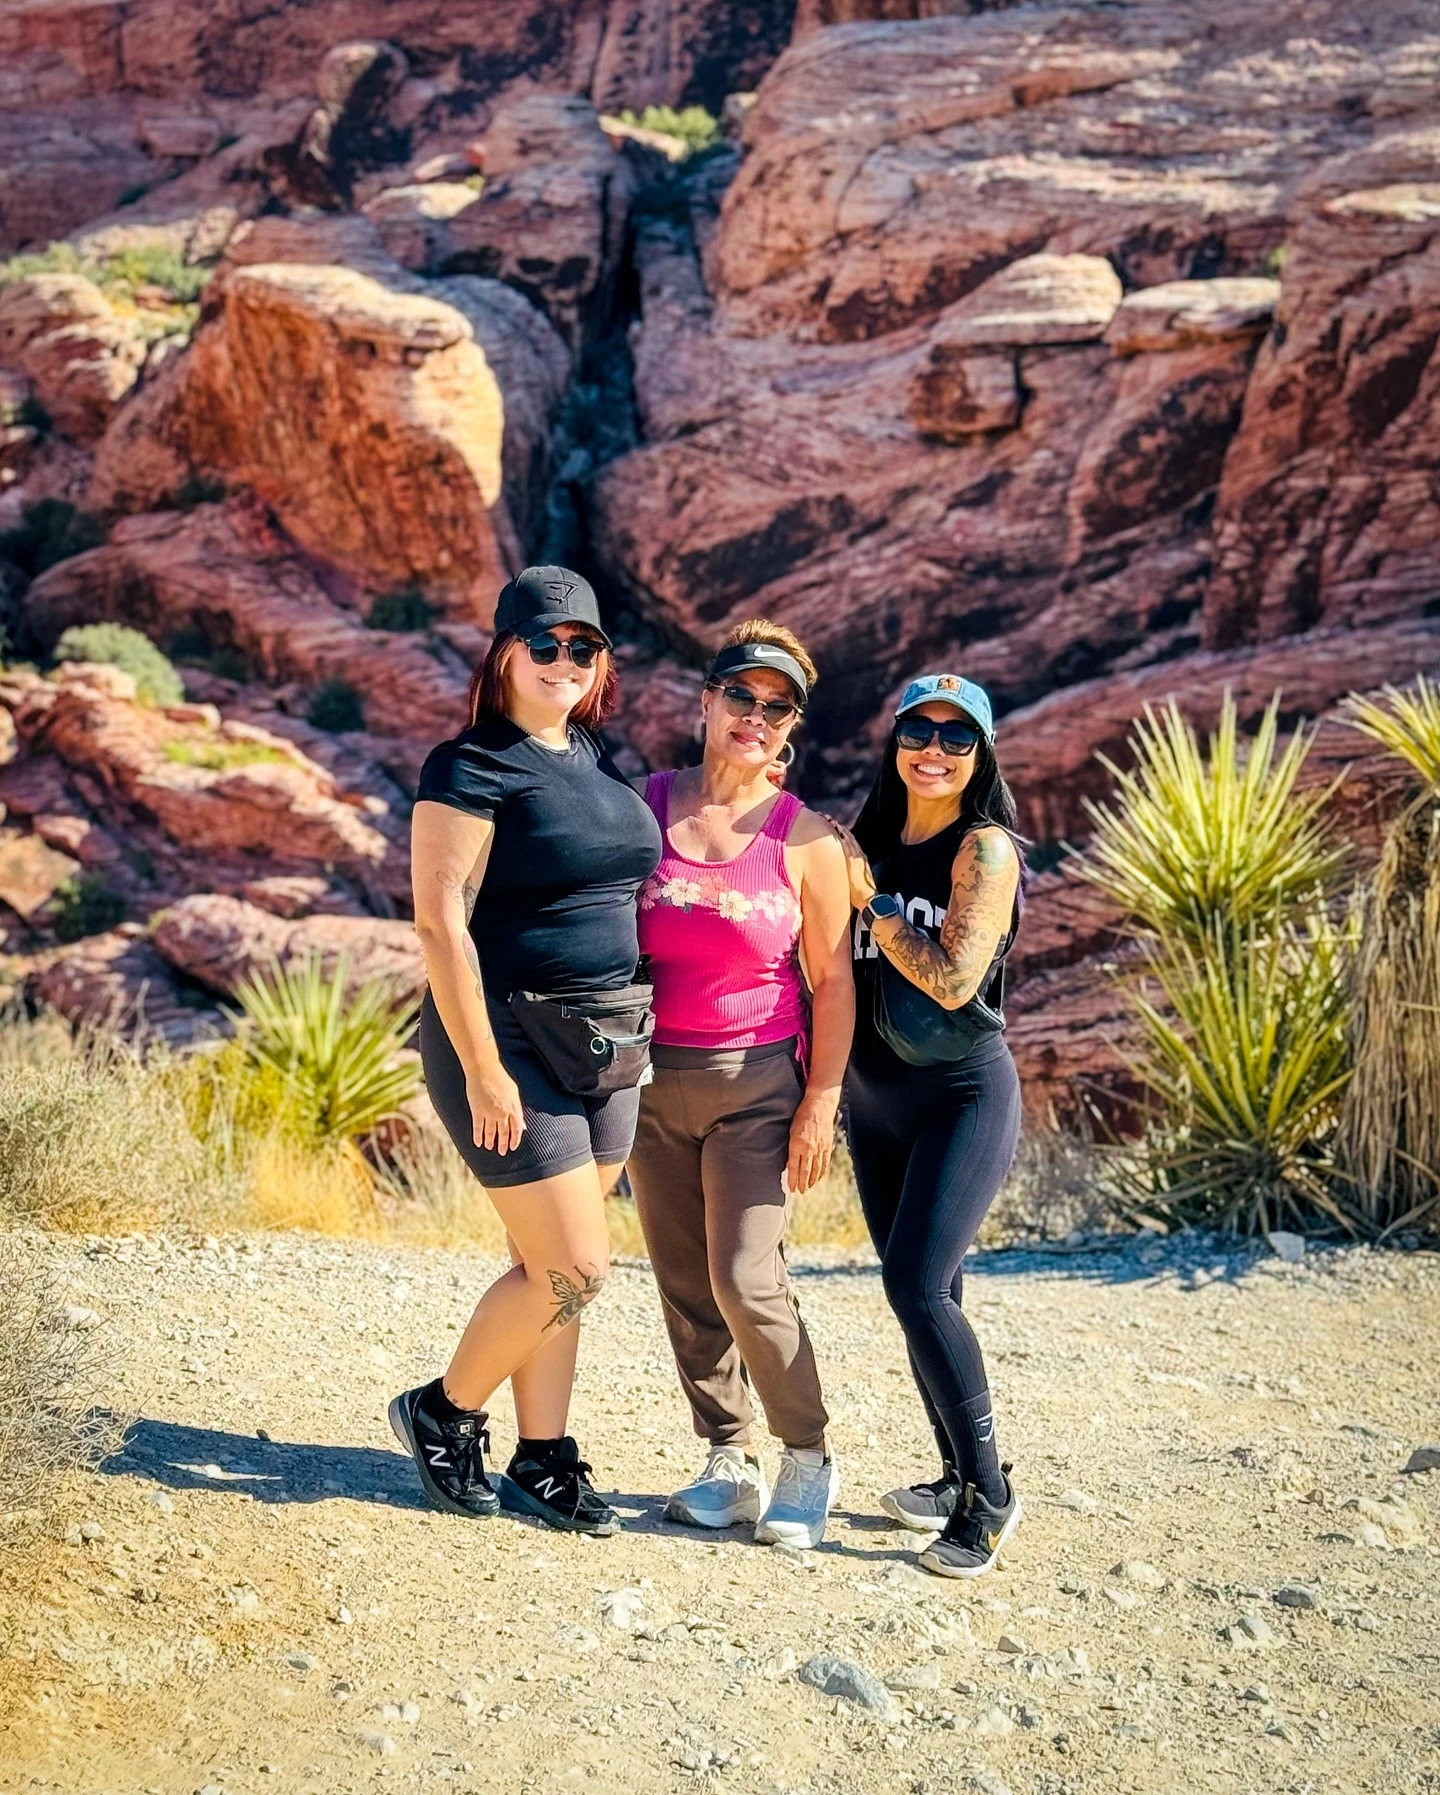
{"left": 861, "top": 893, "right": 903, "bottom": 930}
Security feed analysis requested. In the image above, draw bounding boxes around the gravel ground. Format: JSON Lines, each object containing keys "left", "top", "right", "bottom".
{"left": 1, "top": 1227, "right": 1437, "bottom": 1795}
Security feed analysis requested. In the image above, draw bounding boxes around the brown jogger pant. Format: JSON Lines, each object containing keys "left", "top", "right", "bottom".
{"left": 628, "top": 1038, "right": 829, "bottom": 1452}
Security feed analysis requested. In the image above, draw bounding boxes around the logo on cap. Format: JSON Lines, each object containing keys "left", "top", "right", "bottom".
{"left": 545, "top": 579, "right": 578, "bottom": 603}
{"left": 939, "top": 675, "right": 961, "bottom": 692}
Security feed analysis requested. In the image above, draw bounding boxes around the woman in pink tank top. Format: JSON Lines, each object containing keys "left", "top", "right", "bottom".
{"left": 627, "top": 623, "right": 855, "bottom": 1550}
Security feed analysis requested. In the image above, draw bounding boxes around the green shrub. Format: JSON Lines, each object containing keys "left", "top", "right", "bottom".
{"left": 307, "top": 679, "right": 365, "bottom": 733}
{"left": 50, "top": 875, "right": 127, "bottom": 943}
{"left": 229, "top": 953, "right": 422, "bottom": 1149}
{"left": 1076, "top": 692, "right": 1343, "bottom": 942}
{"left": 619, "top": 104, "right": 722, "bottom": 157}
{"left": 365, "top": 587, "right": 435, "bottom": 632}
{"left": 52, "top": 622, "right": 184, "bottom": 706}
{"left": 0, "top": 499, "right": 105, "bottom": 577}
{"left": 1114, "top": 911, "right": 1355, "bottom": 1234}
{"left": 162, "top": 737, "right": 291, "bottom": 772}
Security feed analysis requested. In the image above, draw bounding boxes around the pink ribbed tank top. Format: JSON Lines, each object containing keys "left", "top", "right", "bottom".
{"left": 637, "top": 771, "right": 809, "bottom": 1050}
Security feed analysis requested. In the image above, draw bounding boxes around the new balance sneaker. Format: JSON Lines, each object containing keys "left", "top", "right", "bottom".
{"left": 754, "top": 1448, "right": 837, "bottom": 1549}
{"left": 880, "top": 1473, "right": 962, "bottom": 1533}
{"left": 500, "top": 1436, "right": 619, "bottom": 1536}
{"left": 388, "top": 1384, "right": 500, "bottom": 1519}
{"left": 917, "top": 1468, "right": 1022, "bottom": 1578}
{"left": 666, "top": 1446, "right": 769, "bottom": 1528}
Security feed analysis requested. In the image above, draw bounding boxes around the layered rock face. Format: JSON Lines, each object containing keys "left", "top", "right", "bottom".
{"left": 0, "top": 1, "right": 792, "bottom": 255}
{"left": 592, "top": 0, "right": 1440, "bottom": 813}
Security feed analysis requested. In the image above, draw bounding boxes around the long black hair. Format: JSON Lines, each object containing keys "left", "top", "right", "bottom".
{"left": 853, "top": 725, "right": 1023, "bottom": 868}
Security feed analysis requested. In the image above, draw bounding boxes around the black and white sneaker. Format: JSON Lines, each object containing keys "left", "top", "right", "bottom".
{"left": 879, "top": 1473, "right": 962, "bottom": 1532}
{"left": 500, "top": 1437, "right": 619, "bottom": 1536}
{"left": 388, "top": 1384, "right": 500, "bottom": 1519}
{"left": 917, "top": 1467, "right": 1022, "bottom": 1578}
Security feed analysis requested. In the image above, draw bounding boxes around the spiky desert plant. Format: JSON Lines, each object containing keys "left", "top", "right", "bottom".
{"left": 1336, "top": 677, "right": 1440, "bottom": 1235}
{"left": 230, "top": 953, "right": 421, "bottom": 1149}
{"left": 1076, "top": 692, "right": 1344, "bottom": 942}
{"left": 1114, "top": 909, "right": 1355, "bottom": 1233}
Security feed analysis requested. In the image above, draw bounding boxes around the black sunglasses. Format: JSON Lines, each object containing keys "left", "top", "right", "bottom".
{"left": 708, "top": 682, "right": 804, "bottom": 729}
{"left": 895, "top": 717, "right": 981, "bottom": 755}
{"left": 526, "top": 631, "right": 603, "bottom": 669}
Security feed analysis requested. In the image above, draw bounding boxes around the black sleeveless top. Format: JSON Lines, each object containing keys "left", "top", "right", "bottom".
{"left": 850, "top": 819, "right": 1018, "bottom": 1076}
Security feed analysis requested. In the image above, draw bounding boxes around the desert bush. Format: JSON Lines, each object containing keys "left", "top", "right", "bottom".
{"left": 0, "top": 1023, "right": 239, "bottom": 1233}
{"left": 618, "top": 105, "right": 722, "bottom": 157}
{"left": 365, "top": 587, "right": 434, "bottom": 632}
{"left": 306, "top": 679, "right": 365, "bottom": 733}
{"left": 984, "top": 1121, "right": 1120, "bottom": 1243}
{"left": 53, "top": 622, "right": 184, "bottom": 706}
{"left": 0, "top": 1234, "right": 121, "bottom": 1550}
{"left": 1076, "top": 693, "right": 1342, "bottom": 941}
{"left": 1075, "top": 692, "right": 1360, "bottom": 1234}
{"left": 1113, "top": 911, "right": 1354, "bottom": 1233}
{"left": 229, "top": 953, "right": 422, "bottom": 1150}
{"left": 0, "top": 241, "right": 209, "bottom": 315}
{"left": 0, "top": 498, "right": 106, "bottom": 577}
{"left": 163, "top": 736, "right": 291, "bottom": 772}
{"left": 1336, "top": 677, "right": 1440, "bottom": 1236}
{"left": 50, "top": 873, "right": 127, "bottom": 943}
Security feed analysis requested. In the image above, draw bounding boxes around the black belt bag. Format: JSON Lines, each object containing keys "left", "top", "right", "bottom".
{"left": 508, "top": 981, "right": 655, "bottom": 1096}
{"left": 872, "top": 957, "right": 1006, "bottom": 1068}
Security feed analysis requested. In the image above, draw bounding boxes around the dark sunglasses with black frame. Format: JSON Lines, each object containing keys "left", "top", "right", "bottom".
{"left": 894, "top": 716, "right": 981, "bottom": 755}
{"left": 525, "top": 630, "right": 604, "bottom": 669}
{"left": 706, "top": 681, "right": 805, "bottom": 729}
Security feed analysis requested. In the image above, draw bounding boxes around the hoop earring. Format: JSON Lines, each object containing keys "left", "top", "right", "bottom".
{"left": 772, "top": 740, "right": 796, "bottom": 769}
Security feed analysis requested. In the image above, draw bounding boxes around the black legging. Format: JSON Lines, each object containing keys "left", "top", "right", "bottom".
{"left": 844, "top": 1040, "right": 1022, "bottom": 1503}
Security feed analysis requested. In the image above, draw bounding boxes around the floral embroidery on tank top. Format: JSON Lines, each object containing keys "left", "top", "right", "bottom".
{"left": 640, "top": 868, "right": 802, "bottom": 931}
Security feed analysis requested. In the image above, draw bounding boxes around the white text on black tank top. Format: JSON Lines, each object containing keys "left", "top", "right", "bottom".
{"left": 854, "top": 893, "right": 940, "bottom": 960}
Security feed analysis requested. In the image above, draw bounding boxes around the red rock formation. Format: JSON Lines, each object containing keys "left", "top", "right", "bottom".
{"left": 150, "top": 892, "right": 425, "bottom": 1001}
{"left": 30, "top": 926, "right": 216, "bottom": 1044}
{"left": 0, "top": 274, "right": 146, "bottom": 441}
{"left": 1206, "top": 129, "right": 1440, "bottom": 651}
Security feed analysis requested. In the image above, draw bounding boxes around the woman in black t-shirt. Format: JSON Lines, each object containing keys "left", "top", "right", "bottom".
{"left": 388, "top": 567, "right": 661, "bottom": 1537}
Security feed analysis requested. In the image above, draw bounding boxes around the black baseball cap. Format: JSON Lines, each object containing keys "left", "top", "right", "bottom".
{"left": 706, "top": 639, "right": 809, "bottom": 705}
{"left": 494, "top": 565, "right": 611, "bottom": 647}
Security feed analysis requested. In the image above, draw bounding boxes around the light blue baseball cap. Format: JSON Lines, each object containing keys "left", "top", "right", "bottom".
{"left": 895, "top": 673, "right": 994, "bottom": 742}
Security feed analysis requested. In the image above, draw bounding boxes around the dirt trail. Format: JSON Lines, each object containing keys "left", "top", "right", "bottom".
{"left": 2, "top": 1229, "right": 1437, "bottom": 1795}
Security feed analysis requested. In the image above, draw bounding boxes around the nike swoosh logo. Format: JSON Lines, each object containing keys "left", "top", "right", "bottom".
{"left": 986, "top": 1529, "right": 1002, "bottom": 1551}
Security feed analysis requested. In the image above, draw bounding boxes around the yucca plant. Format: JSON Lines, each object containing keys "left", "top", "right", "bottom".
{"left": 230, "top": 953, "right": 421, "bottom": 1149}
{"left": 1336, "top": 677, "right": 1440, "bottom": 1236}
{"left": 1076, "top": 692, "right": 1344, "bottom": 941}
{"left": 1114, "top": 910, "right": 1356, "bottom": 1233}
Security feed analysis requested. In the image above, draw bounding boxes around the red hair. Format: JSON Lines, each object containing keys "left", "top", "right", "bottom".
{"left": 469, "top": 631, "right": 619, "bottom": 731}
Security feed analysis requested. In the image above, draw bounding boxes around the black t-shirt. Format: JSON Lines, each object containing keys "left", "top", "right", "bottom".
{"left": 850, "top": 820, "right": 1017, "bottom": 1076}
{"left": 416, "top": 718, "right": 663, "bottom": 1001}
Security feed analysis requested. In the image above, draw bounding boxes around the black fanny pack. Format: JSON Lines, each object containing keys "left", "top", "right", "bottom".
{"left": 872, "top": 956, "right": 1006, "bottom": 1068}
{"left": 508, "top": 981, "right": 655, "bottom": 1096}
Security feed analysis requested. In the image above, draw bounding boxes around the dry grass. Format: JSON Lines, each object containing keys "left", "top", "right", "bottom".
{"left": 0, "top": 1235, "right": 122, "bottom": 1554}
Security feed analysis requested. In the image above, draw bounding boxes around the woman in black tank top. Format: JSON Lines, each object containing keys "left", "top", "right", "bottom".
{"left": 830, "top": 674, "right": 1024, "bottom": 1579}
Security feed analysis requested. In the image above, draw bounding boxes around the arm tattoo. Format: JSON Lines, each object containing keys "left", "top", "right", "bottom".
{"left": 542, "top": 1267, "right": 607, "bottom": 1331}
{"left": 435, "top": 866, "right": 480, "bottom": 923}
{"left": 461, "top": 934, "right": 485, "bottom": 1003}
{"left": 877, "top": 830, "right": 1015, "bottom": 1008}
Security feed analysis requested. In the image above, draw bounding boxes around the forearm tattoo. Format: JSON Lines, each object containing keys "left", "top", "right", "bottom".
{"left": 878, "top": 830, "right": 1013, "bottom": 1006}
{"left": 461, "top": 934, "right": 485, "bottom": 1003}
{"left": 435, "top": 866, "right": 480, "bottom": 924}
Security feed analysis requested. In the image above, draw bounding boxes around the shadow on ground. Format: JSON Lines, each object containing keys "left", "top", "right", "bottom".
{"left": 103, "top": 1416, "right": 430, "bottom": 1510}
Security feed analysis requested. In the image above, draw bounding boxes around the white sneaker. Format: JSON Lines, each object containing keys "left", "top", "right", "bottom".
{"left": 666, "top": 1445, "right": 768, "bottom": 1528}
{"left": 754, "top": 1448, "right": 837, "bottom": 1549}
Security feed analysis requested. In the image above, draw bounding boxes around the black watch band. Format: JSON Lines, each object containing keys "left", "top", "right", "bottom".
{"left": 862, "top": 893, "right": 902, "bottom": 929}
